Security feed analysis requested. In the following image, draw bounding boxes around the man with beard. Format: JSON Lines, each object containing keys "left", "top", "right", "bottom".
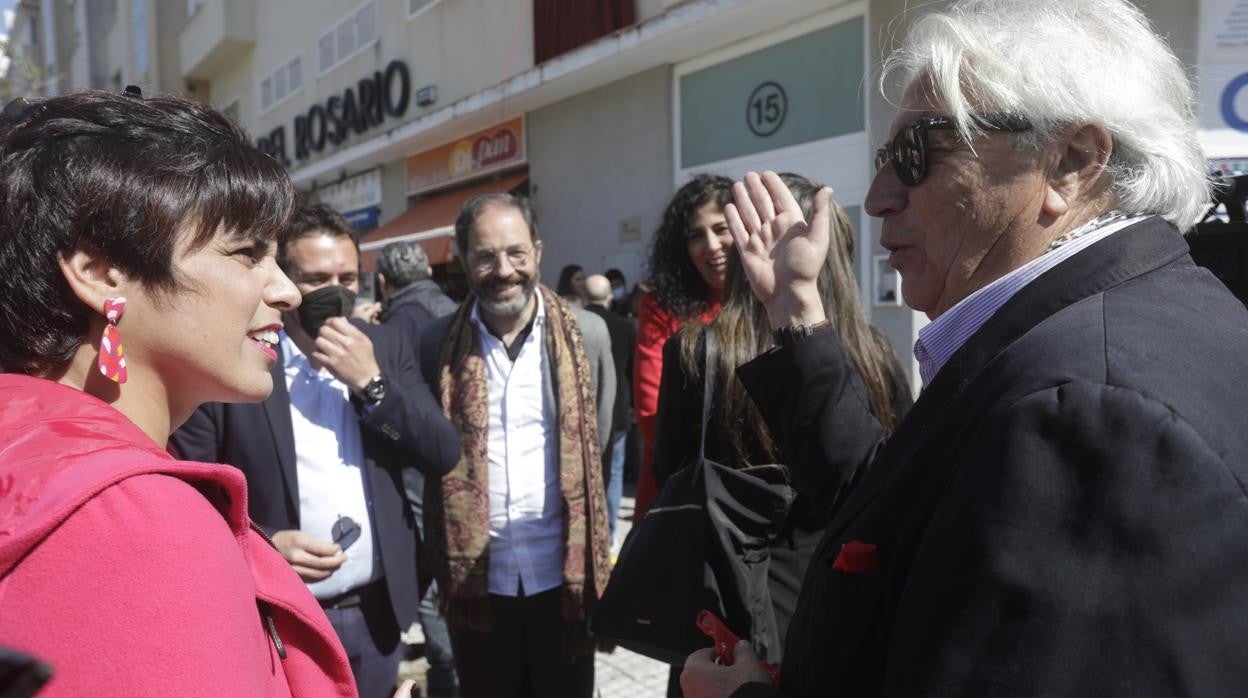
{"left": 172, "top": 204, "right": 461, "bottom": 698}
{"left": 418, "top": 192, "right": 615, "bottom": 698}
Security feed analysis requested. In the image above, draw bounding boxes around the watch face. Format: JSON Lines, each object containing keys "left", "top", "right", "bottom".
{"left": 364, "top": 376, "right": 387, "bottom": 402}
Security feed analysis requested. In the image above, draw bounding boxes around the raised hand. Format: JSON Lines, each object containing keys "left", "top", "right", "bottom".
{"left": 313, "top": 316, "right": 382, "bottom": 392}
{"left": 724, "top": 170, "right": 831, "bottom": 329}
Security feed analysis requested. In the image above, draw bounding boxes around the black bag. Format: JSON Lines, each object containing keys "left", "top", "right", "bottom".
{"left": 591, "top": 331, "right": 796, "bottom": 665}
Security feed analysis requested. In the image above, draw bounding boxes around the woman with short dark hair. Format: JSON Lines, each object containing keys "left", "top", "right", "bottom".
{"left": 0, "top": 91, "right": 356, "bottom": 696}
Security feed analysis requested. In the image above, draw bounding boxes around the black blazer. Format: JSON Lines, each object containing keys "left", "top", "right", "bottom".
{"left": 735, "top": 218, "right": 1248, "bottom": 697}
{"left": 170, "top": 320, "right": 460, "bottom": 629}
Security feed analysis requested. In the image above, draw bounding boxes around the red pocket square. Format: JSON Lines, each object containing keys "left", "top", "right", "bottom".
{"left": 831, "top": 540, "right": 880, "bottom": 574}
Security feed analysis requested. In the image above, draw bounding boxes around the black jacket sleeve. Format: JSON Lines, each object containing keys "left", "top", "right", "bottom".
{"left": 737, "top": 329, "right": 883, "bottom": 524}
{"left": 168, "top": 403, "right": 224, "bottom": 464}
{"left": 361, "top": 322, "right": 459, "bottom": 477}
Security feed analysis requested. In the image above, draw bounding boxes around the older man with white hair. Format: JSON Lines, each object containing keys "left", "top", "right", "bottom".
{"left": 681, "top": 1, "right": 1248, "bottom": 696}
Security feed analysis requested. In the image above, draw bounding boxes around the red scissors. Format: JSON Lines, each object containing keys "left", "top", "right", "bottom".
{"left": 696, "top": 610, "right": 781, "bottom": 687}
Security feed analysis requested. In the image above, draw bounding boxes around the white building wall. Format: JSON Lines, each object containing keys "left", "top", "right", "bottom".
{"left": 529, "top": 66, "right": 674, "bottom": 286}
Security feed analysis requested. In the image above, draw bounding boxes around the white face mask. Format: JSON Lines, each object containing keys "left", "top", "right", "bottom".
{"left": 612, "top": 286, "right": 627, "bottom": 301}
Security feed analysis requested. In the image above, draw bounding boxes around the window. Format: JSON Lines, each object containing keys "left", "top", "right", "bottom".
{"left": 258, "top": 54, "right": 303, "bottom": 113}
{"left": 408, "top": 0, "right": 442, "bottom": 20}
{"left": 131, "top": 0, "right": 147, "bottom": 76}
{"left": 317, "top": 1, "right": 378, "bottom": 76}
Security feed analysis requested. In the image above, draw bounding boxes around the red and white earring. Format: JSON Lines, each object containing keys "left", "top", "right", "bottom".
{"left": 98, "top": 296, "right": 128, "bottom": 384}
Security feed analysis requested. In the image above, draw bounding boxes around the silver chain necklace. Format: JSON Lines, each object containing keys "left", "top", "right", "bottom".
{"left": 1046, "top": 210, "right": 1130, "bottom": 252}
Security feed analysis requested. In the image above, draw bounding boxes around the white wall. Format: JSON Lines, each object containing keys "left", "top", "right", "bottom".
{"left": 529, "top": 66, "right": 673, "bottom": 289}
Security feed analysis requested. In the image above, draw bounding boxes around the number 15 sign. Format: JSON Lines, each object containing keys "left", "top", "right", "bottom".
{"left": 747, "top": 82, "right": 788, "bottom": 137}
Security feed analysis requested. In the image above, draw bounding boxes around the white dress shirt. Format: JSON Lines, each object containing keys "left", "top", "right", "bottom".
{"left": 471, "top": 294, "right": 563, "bottom": 597}
{"left": 282, "top": 332, "right": 381, "bottom": 599}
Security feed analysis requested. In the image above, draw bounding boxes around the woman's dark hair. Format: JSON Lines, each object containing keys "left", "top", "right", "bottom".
{"left": 555, "top": 264, "right": 584, "bottom": 298}
{"left": 0, "top": 90, "right": 298, "bottom": 376}
{"left": 678, "top": 173, "right": 911, "bottom": 463}
{"left": 647, "top": 173, "right": 733, "bottom": 320}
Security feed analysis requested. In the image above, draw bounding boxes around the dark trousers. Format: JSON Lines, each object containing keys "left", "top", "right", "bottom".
{"left": 321, "top": 580, "right": 403, "bottom": 698}
{"left": 448, "top": 587, "right": 595, "bottom": 698}
{"left": 404, "top": 468, "right": 460, "bottom": 696}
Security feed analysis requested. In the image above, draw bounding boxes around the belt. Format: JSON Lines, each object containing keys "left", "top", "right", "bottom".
{"left": 319, "top": 580, "right": 384, "bottom": 610}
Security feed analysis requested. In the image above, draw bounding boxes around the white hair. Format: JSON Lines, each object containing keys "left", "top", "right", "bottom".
{"left": 880, "top": 0, "right": 1209, "bottom": 229}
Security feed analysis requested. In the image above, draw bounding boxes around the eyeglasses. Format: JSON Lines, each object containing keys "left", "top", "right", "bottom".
{"left": 874, "top": 113, "right": 1032, "bottom": 187}
{"left": 469, "top": 242, "right": 540, "bottom": 274}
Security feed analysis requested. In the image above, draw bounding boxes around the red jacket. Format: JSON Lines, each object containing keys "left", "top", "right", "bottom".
{"left": 632, "top": 293, "right": 719, "bottom": 520}
{"left": 0, "top": 374, "right": 356, "bottom": 697}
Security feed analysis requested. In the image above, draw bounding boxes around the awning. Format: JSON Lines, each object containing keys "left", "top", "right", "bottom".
{"left": 360, "top": 171, "right": 529, "bottom": 272}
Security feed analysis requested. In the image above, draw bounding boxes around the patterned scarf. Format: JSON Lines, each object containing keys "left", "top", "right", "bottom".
{"left": 426, "top": 284, "right": 612, "bottom": 653}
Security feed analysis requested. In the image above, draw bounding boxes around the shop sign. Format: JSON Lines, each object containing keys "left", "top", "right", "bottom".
{"left": 316, "top": 169, "right": 383, "bottom": 213}
{"left": 256, "top": 60, "right": 412, "bottom": 166}
{"left": 344, "top": 207, "right": 381, "bottom": 229}
{"left": 1199, "top": 0, "right": 1248, "bottom": 156}
{"left": 406, "top": 117, "right": 526, "bottom": 195}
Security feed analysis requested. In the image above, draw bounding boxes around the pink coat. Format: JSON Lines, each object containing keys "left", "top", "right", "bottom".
{"left": 0, "top": 374, "right": 357, "bottom": 697}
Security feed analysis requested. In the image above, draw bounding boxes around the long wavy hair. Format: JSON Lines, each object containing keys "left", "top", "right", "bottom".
{"left": 647, "top": 173, "right": 733, "bottom": 320}
{"left": 679, "top": 173, "right": 909, "bottom": 464}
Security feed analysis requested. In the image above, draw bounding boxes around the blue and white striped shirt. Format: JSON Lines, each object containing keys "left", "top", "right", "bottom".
{"left": 914, "top": 215, "right": 1148, "bottom": 387}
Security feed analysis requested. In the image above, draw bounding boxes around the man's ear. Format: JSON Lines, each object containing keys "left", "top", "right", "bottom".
{"left": 57, "top": 248, "right": 129, "bottom": 317}
{"left": 1043, "top": 123, "right": 1113, "bottom": 218}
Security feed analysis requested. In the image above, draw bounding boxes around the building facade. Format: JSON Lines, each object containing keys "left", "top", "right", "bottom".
{"left": 6, "top": 0, "right": 1220, "bottom": 387}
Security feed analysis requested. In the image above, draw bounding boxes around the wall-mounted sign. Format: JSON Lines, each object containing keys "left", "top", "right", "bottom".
{"left": 680, "top": 17, "right": 863, "bottom": 169}
{"left": 316, "top": 168, "right": 383, "bottom": 213}
{"left": 256, "top": 60, "right": 412, "bottom": 166}
{"left": 344, "top": 207, "right": 381, "bottom": 229}
{"left": 406, "top": 116, "right": 526, "bottom": 195}
{"left": 1199, "top": 0, "right": 1248, "bottom": 157}
{"left": 746, "top": 81, "right": 787, "bottom": 137}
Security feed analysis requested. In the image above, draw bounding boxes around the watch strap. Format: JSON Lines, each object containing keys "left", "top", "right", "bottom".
{"left": 773, "top": 320, "right": 831, "bottom": 347}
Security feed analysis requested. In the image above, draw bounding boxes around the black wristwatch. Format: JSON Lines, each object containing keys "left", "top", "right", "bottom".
{"left": 773, "top": 320, "right": 831, "bottom": 347}
{"left": 358, "top": 374, "right": 388, "bottom": 404}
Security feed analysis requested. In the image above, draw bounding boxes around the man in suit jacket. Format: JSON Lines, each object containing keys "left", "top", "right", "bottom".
{"left": 171, "top": 205, "right": 459, "bottom": 698}
{"left": 681, "top": 2, "right": 1248, "bottom": 697}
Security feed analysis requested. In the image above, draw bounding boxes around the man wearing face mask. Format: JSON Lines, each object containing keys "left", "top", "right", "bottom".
{"left": 171, "top": 204, "right": 460, "bottom": 698}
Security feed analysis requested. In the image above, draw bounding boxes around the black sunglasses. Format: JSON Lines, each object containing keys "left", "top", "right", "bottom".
{"left": 874, "top": 113, "right": 1032, "bottom": 187}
